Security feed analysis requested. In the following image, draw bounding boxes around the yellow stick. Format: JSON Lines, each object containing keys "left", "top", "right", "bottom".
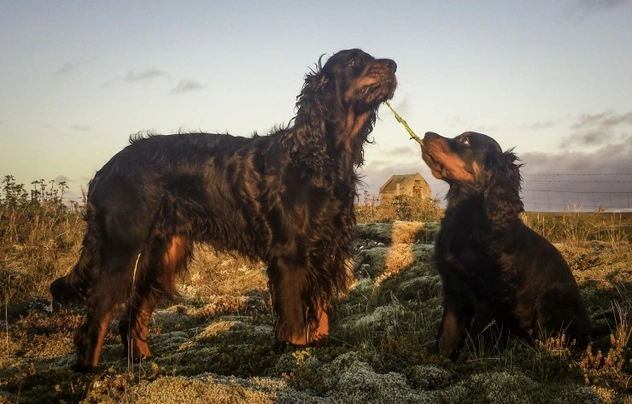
{"left": 384, "top": 101, "right": 424, "bottom": 147}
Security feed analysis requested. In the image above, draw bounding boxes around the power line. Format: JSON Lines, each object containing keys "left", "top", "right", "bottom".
{"left": 523, "top": 189, "right": 632, "bottom": 194}
{"left": 526, "top": 180, "right": 632, "bottom": 183}
{"left": 522, "top": 173, "right": 632, "bottom": 177}
{"left": 423, "top": 177, "right": 632, "bottom": 210}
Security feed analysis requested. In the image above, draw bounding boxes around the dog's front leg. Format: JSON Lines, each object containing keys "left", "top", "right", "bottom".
{"left": 437, "top": 276, "right": 475, "bottom": 359}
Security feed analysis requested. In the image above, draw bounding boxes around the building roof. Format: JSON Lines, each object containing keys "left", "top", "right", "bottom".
{"left": 379, "top": 173, "right": 428, "bottom": 193}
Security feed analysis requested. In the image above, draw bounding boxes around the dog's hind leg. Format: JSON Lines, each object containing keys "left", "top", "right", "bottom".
{"left": 118, "top": 252, "right": 154, "bottom": 362}
{"left": 74, "top": 251, "right": 136, "bottom": 372}
{"left": 119, "top": 285, "right": 158, "bottom": 362}
{"left": 119, "top": 235, "right": 191, "bottom": 363}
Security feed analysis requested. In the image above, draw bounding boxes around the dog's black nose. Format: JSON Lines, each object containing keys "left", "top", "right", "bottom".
{"left": 381, "top": 59, "right": 397, "bottom": 73}
{"left": 424, "top": 131, "right": 440, "bottom": 140}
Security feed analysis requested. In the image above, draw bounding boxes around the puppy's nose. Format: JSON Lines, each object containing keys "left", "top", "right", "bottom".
{"left": 424, "top": 131, "right": 441, "bottom": 140}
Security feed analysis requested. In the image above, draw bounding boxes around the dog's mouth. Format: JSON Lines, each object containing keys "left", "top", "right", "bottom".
{"left": 422, "top": 146, "right": 448, "bottom": 180}
{"left": 421, "top": 133, "right": 448, "bottom": 180}
{"left": 346, "top": 61, "right": 397, "bottom": 111}
{"left": 363, "top": 79, "right": 397, "bottom": 103}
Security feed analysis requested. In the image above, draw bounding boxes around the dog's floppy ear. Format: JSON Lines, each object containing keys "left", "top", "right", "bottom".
{"left": 280, "top": 62, "right": 331, "bottom": 169}
{"left": 484, "top": 149, "right": 524, "bottom": 227}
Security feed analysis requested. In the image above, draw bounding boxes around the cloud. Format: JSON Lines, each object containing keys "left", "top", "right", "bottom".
{"left": 55, "top": 62, "right": 79, "bottom": 76}
{"left": 384, "top": 146, "right": 421, "bottom": 158}
{"left": 522, "top": 119, "right": 558, "bottom": 130}
{"left": 104, "top": 68, "right": 170, "bottom": 87}
{"left": 576, "top": 0, "right": 629, "bottom": 10}
{"left": 560, "top": 110, "right": 632, "bottom": 149}
{"left": 518, "top": 136, "right": 632, "bottom": 210}
{"left": 444, "top": 116, "right": 497, "bottom": 134}
{"left": 103, "top": 70, "right": 203, "bottom": 93}
{"left": 524, "top": 135, "right": 632, "bottom": 175}
{"left": 71, "top": 125, "right": 91, "bottom": 131}
{"left": 54, "top": 58, "right": 96, "bottom": 77}
{"left": 170, "top": 79, "right": 206, "bottom": 94}
{"left": 571, "top": 110, "right": 632, "bottom": 130}
{"left": 125, "top": 69, "right": 170, "bottom": 83}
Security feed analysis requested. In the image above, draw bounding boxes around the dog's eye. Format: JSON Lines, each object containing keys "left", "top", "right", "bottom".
{"left": 348, "top": 58, "right": 363, "bottom": 68}
{"left": 459, "top": 137, "right": 470, "bottom": 146}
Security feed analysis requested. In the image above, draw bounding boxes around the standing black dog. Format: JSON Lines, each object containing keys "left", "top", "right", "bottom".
{"left": 421, "top": 131, "right": 591, "bottom": 359}
{"left": 50, "top": 49, "right": 397, "bottom": 372}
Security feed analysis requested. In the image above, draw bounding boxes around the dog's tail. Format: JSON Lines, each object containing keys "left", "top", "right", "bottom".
{"left": 50, "top": 204, "right": 100, "bottom": 306}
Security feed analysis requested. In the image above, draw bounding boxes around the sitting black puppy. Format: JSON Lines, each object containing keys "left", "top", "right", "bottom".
{"left": 421, "top": 131, "right": 592, "bottom": 359}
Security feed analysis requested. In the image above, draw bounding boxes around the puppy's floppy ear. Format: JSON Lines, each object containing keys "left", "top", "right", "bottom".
{"left": 484, "top": 148, "right": 524, "bottom": 227}
{"left": 487, "top": 149, "right": 522, "bottom": 190}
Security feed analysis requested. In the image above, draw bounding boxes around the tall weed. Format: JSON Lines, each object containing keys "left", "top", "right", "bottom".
{"left": 0, "top": 176, "right": 84, "bottom": 301}
{"left": 356, "top": 191, "right": 442, "bottom": 223}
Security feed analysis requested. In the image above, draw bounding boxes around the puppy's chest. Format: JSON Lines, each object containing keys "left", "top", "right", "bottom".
{"left": 438, "top": 228, "right": 489, "bottom": 266}
{"left": 436, "top": 209, "right": 501, "bottom": 278}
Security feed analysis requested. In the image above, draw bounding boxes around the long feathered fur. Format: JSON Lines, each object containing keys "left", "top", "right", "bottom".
{"left": 50, "top": 48, "right": 397, "bottom": 372}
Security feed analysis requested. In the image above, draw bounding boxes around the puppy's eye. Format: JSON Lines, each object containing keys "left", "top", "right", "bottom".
{"left": 459, "top": 137, "right": 470, "bottom": 146}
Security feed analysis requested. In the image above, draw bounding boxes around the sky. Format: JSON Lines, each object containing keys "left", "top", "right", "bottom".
{"left": 1, "top": 0, "right": 632, "bottom": 211}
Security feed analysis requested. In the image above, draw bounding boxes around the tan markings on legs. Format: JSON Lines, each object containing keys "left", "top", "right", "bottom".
{"left": 309, "top": 303, "right": 330, "bottom": 346}
{"left": 438, "top": 310, "right": 463, "bottom": 358}
{"left": 129, "top": 299, "right": 156, "bottom": 360}
{"left": 287, "top": 334, "right": 309, "bottom": 347}
{"left": 91, "top": 309, "right": 115, "bottom": 368}
{"left": 164, "top": 236, "right": 188, "bottom": 291}
{"left": 286, "top": 314, "right": 309, "bottom": 347}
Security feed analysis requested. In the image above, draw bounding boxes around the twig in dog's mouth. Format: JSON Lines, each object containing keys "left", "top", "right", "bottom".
{"left": 384, "top": 101, "right": 424, "bottom": 147}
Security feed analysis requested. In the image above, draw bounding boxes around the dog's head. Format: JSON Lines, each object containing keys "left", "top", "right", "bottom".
{"left": 288, "top": 49, "right": 397, "bottom": 167}
{"left": 421, "top": 131, "right": 523, "bottom": 216}
{"left": 421, "top": 131, "right": 505, "bottom": 184}
{"left": 320, "top": 48, "right": 397, "bottom": 113}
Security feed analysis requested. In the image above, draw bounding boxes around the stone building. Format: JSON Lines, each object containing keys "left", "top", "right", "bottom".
{"left": 379, "top": 173, "right": 430, "bottom": 203}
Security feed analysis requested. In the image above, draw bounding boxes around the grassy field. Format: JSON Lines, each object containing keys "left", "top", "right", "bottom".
{"left": 1, "top": 180, "right": 631, "bottom": 403}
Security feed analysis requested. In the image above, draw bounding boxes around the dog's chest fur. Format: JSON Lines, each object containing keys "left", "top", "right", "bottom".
{"left": 434, "top": 196, "right": 514, "bottom": 295}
